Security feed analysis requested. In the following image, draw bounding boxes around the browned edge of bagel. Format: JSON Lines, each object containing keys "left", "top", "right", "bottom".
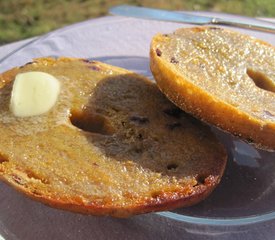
{"left": 1, "top": 172, "right": 219, "bottom": 217}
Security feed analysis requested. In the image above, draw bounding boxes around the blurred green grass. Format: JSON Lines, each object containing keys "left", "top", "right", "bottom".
{"left": 0, "top": 0, "right": 274, "bottom": 45}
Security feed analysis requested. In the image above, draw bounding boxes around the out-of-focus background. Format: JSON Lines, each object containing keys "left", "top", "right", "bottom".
{"left": 0, "top": 0, "right": 274, "bottom": 45}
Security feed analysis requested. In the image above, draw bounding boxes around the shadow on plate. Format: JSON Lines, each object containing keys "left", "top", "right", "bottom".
{"left": 173, "top": 129, "right": 275, "bottom": 218}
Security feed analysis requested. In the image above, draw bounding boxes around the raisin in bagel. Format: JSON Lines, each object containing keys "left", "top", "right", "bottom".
{"left": 0, "top": 57, "right": 226, "bottom": 217}
{"left": 150, "top": 27, "right": 275, "bottom": 151}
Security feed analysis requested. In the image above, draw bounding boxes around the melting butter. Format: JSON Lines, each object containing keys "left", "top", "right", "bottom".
{"left": 10, "top": 71, "right": 60, "bottom": 117}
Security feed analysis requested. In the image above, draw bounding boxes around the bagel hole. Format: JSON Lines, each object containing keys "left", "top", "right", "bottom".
{"left": 70, "top": 110, "right": 114, "bottom": 135}
{"left": 247, "top": 68, "right": 275, "bottom": 93}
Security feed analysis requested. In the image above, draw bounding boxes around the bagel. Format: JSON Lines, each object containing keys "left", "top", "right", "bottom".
{"left": 0, "top": 57, "right": 227, "bottom": 217}
{"left": 150, "top": 27, "right": 275, "bottom": 151}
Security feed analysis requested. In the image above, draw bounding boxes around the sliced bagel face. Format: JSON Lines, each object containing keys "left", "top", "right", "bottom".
{"left": 0, "top": 57, "right": 227, "bottom": 217}
{"left": 150, "top": 27, "right": 275, "bottom": 151}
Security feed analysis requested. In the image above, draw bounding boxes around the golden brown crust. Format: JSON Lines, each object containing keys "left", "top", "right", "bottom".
{"left": 1, "top": 174, "right": 216, "bottom": 217}
{"left": 150, "top": 27, "right": 275, "bottom": 151}
{"left": 1, "top": 173, "right": 218, "bottom": 217}
{"left": 0, "top": 57, "right": 227, "bottom": 217}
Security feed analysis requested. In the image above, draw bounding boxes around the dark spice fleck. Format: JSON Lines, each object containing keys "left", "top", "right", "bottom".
{"left": 121, "top": 121, "right": 126, "bottom": 127}
{"left": 82, "top": 59, "right": 96, "bottom": 64}
{"left": 170, "top": 57, "right": 179, "bottom": 64}
{"left": 200, "top": 63, "right": 206, "bottom": 69}
{"left": 137, "top": 133, "right": 143, "bottom": 140}
{"left": 264, "top": 110, "right": 275, "bottom": 117}
{"left": 156, "top": 48, "right": 162, "bottom": 57}
{"left": 196, "top": 175, "right": 206, "bottom": 185}
{"left": 130, "top": 116, "right": 149, "bottom": 124}
{"left": 134, "top": 148, "right": 143, "bottom": 154}
{"left": 163, "top": 34, "right": 169, "bottom": 37}
{"left": 166, "top": 122, "right": 182, "bottom": 130}
{"left": 167, "top": 163, "right": 178, "bottom": 170}
{"left": 163, "top": 108, "right": 182, "bottom": 118}
{"left": 209, "top": 27, "right": 220, "bottom": 30}
{"left": 82, "top": 59, "right": 90, "bottom": 63}
{"left": 89, "top": 65, "right": 101, "bottom": 71}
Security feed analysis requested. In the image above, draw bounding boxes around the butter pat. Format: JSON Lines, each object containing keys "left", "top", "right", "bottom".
{"left": 10, "top": 71, "right": 60, "bottom": 117}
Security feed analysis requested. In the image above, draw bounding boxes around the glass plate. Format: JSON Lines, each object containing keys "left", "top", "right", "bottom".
{"left": 0, "top": 12, "right": 274, "bottom": 239}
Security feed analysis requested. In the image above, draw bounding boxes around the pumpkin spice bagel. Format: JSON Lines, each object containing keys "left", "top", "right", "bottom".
{"left": 0, "top": 57, "right": 227, "bottom": 217}
{"left": 150, "top": 27, "right": 275, "bottom": 151}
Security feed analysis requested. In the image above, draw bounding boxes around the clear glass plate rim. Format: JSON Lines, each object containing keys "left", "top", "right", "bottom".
{"left": 156, "top": 211, "right": 275, "bottom": 226}
{"left": 0, "top": 12, "right": 274, "bottom": 227}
